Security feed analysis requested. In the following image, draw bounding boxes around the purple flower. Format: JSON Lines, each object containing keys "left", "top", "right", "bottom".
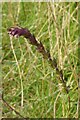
{"left": 8, "top": 26, "right": 31, "bottom": 38}
{"left": 7, "top": 26, "right": 39, "bottom": 46}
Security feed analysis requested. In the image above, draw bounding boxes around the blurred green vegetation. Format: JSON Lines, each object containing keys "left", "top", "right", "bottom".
{"left": 2, "top": 2, "right": 78, "bottom": 118}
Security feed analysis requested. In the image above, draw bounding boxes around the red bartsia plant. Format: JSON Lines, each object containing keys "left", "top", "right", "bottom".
{"left": 8, "top": 26, "right": 69, "bottom": 94}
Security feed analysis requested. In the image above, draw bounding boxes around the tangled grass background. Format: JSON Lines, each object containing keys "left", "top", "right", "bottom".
{"left": 2, "top": 2, "right": 79, "bottom": 118}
